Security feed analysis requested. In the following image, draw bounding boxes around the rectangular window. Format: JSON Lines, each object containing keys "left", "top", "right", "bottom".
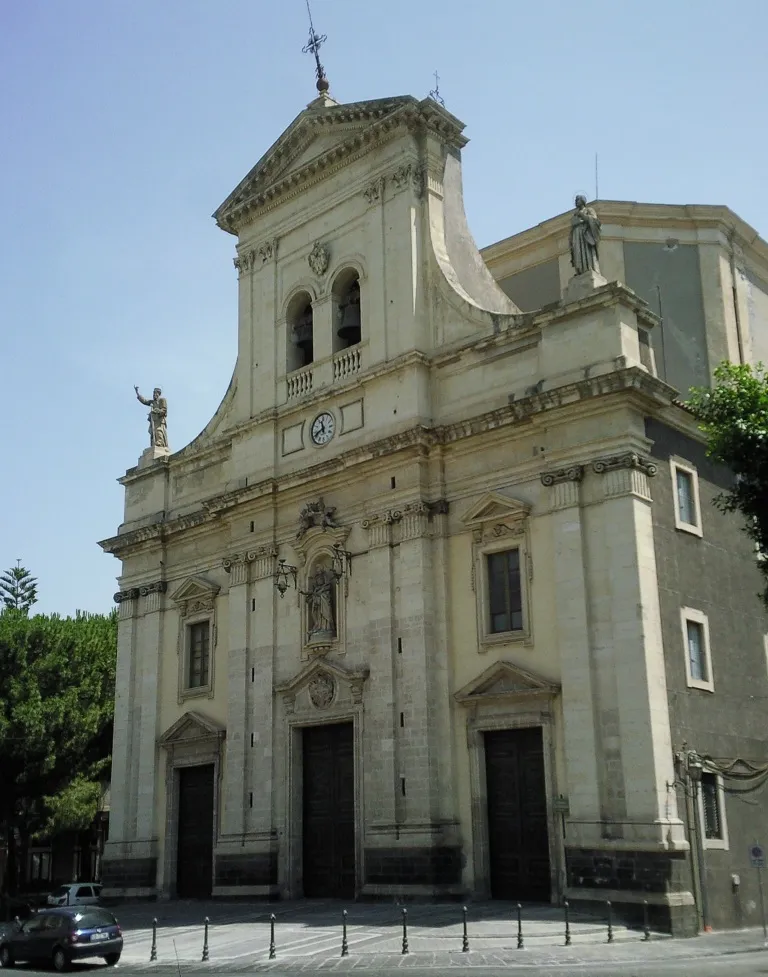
{"left": 686, "top": 620, "right": 707, "bottom": 682}
{"left": 671, "top": 459, "right": 702, "bottom": 535}
{"left": 681, "top": 607, "right": 714, "bottom": 692}
{"left": 188, "top": 621, "right": 210, "bottom": 689}
{"left": 676, "top": 469, "right": 695, "bottom": 524}
{"left": 487, "top": 549, "right": 523, "bottom": 633}
{"left": 700, "top": 773, "right": 722, "bottom": 839}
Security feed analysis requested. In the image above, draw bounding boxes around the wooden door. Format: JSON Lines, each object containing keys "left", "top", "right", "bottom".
{"left": 302, "top": 723, "right": 355, "bottom": 898}
{"left": 176, "top": 764, "right": 214, "bottom": 898}
{"left": 484, "top": 727, "right": 550, "bottom": 901}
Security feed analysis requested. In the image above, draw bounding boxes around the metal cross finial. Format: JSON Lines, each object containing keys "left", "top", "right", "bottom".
{"left": 302, "top": 0, "right": 330, "bottom": 93}
{"left": 429, "top": 70, "right": 445, "bottom": 106}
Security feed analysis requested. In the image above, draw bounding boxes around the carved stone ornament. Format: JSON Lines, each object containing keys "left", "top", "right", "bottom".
{"left": 114, "top": 580, "right": 166, "bottom": 603}
{"left": 391, "top": 163, "right": 425, "bottom": 197}
{"left": 297, "top": 498, "right": 339, "bottom": 539}
{"left": 540, "top": 465, "right": 584, "bottom": 487}
{"left": 363, "top": 177, "right": 385, "bottom": 204}
{"left": 308, "top": 671, "right": 336, "bottom": 709}
{"left": 234, "top": 240, "right": 277, "bottom": 276}
{"left": 592, "top": 452, "right": 657, "bottom": 477}
{"left": 308, "top": 241, "right": 330, "bottom": 277}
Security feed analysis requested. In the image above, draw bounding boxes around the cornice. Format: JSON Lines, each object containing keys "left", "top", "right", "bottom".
{"left": 100, "top": 367, "right": 681, "bottom": 559}
{"left": 114, "top": 580, "right": 166, "bottom": 603}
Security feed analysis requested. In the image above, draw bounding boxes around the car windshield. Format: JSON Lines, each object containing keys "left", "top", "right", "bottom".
{"left": 72, "top": 910, "right": 117, "bottom": 929}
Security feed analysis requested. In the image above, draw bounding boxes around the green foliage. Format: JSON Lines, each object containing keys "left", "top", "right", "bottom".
{"left": 0, "top": 561, "right": 38, "bottom": 612}
{"left": 0, "top": 608, "right": 117, "bottom": 892}
{"left": 687, "top": 361, "right": 768, "bottom": 606}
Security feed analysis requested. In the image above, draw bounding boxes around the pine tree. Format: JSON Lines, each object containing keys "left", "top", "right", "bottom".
{"left": 0, "top": 560, "right": 38, "bottom": 612}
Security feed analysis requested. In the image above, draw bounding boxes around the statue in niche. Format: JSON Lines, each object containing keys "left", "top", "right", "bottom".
{"left": 134, "top": 386, "right": 168, "bottom": 448}
{"left": 303, "top": 566, "right": 336, "bottom": 638}
{"left": 569, "top": 195, "right": 602, "bottom": 275}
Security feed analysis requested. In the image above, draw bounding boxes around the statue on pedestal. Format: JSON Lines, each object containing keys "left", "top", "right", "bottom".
{"left": 304, "top": 566, "right": 336, "bottom": 638}
{"left": 134, "top": 386, "right": 168, "bottom": 449}
{"left": 569, "top": 195, "right": 602, "bottom": 275}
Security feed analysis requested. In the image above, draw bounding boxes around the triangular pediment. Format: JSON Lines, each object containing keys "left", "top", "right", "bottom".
{"left": 158, "top": 710, "right": 226, "bottom": 746}
{"left": 274, "top": 657, "right": 369, "bottom": 697}
{"left": 213, "top": 96, "right": 467, "bottom": 233}
{"left": 454, "top": 660, "right": 559, "bottom": 704}
{"left": 461, "top": 491, "right": 531, "bottom": 527}
{"left": 169, "top": 575, "right": 220, "bottom": 605}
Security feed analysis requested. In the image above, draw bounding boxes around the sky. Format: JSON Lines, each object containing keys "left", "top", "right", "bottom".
{"left": 1, "top": 0, "right": 766, "bottom": 616}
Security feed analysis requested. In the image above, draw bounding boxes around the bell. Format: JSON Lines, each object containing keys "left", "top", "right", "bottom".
{"left": 293, "top": 306, "right": 314, "bottom": 352}
{"left": 337, "top": 283, "right": 361, "bottom": 344}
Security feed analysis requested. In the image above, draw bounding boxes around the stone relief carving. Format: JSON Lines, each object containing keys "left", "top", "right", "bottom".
{"left": 308, "top": 671, "right": 335, "bottom": 709}
{"left": 391, "top": 163, "right": 425, "bottom": 197}
{"left": 134, "top": 387, "right": 168, "bottom": 449}
{"left": 363, "top": 177, "right": 385, "bottom": 203}
{"left": 592, "top": 452, "right": 657, "bottom": 477}
{"left": 114, "top": 580, "right": 167, "bottom": 604}
{"left": 569, "top": 195, "right": 601, "bottom": 275}
{"left": 308, "top": 241, "right": 330, "bottom": 277}
{"left": 296, "top": 499, "right": 338, "bottom": 539}
{"left": 540, "top": 465, "right": 585, "bottom": 486}
{"left": 233, "top": 240, "right": 277, "bottom": 276}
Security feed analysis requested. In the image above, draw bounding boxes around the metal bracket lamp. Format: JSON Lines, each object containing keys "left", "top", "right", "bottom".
{"left": 330, "top": 543, "right": 353, "bottom": 580}
{"left": 274, "top": 559, "right": 298, "bottom": 598}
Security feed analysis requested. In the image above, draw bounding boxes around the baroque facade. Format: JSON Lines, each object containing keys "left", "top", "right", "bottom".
{"left": 100, "top": 90, "right": 768, "bottom": 934}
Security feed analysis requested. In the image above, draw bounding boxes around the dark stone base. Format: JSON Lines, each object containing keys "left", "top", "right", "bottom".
{"left": 214, "top": 853, "right": 277, "bottom": 887}
{"left": 566, "top": 847, "right": 689, "bottom": 894}
{"left": 101, "top": 857, "right": 157, "bottom": 890}
{"left": 364, "top": 847, "right": 462, "bottom": 887}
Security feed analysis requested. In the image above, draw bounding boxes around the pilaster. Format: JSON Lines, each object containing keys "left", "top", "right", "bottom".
{"left": 135, "top": 582, "right": 167, "bottom": 842}
{"left": 107, "top": 595, "right": 138, "bottom": 844}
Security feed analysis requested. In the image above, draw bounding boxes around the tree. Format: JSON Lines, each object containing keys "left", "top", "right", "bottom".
{"left": 0, "top": 608, "right": 117, "bottom": 894}
{"left": 687, "top": 361, "right": 768, "bottom": 607}
{"left": 0, "top": 561, "right": 38, "bottom": 612}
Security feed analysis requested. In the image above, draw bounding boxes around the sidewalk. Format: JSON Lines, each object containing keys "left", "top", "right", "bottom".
{"left": 111, "top": 899, "right": 768, "bottom": 971}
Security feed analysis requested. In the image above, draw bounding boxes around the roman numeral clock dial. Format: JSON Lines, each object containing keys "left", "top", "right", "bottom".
{"left": 310, "top": 411, "right": 335, "bottom": 446}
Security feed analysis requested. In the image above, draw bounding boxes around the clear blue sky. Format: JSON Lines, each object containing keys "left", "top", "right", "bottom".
{"left": 1, "top": 0, "right": 765, "bottom": 615}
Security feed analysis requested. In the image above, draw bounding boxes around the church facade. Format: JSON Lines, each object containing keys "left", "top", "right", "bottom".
{"left": 100, "top": 89, "right": 768, "bottom": 935}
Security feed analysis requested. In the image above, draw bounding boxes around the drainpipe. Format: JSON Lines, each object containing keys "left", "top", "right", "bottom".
{"left": 728, "top": 232, "right": 745, "bottom": 365}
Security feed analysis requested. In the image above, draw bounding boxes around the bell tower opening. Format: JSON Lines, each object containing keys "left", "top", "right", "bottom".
{"left": 288, "top": 292, "right": 314, "bottom": 372}
{"left": 333, "top": 271, "right": 361, "bottom": 352}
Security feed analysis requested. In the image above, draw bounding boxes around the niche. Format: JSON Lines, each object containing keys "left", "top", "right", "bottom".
{"left": 333, "top": 270, "right": 361, "bottom": 353}
{"left": 287, "top": 291, "right": 314, "bottom": 372}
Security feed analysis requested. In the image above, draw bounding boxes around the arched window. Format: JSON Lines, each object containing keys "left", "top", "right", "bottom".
{"left": 333, "top": 270, "right": 361, "bottom": 353}
{"left": 287, "top": 292, "right": 314, "bottom": 372}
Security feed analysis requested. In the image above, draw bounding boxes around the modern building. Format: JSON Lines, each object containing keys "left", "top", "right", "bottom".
{"left": 99, "top": 85, "right": 768, "bottom": 935}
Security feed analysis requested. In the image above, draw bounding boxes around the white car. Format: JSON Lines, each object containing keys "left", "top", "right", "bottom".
{"left": 46, "top": 883, "right": 102, "bottom": 907}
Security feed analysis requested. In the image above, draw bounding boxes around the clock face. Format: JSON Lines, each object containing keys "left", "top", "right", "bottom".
{"left": 310, "top": 411, "right": 335, "bottom": 446}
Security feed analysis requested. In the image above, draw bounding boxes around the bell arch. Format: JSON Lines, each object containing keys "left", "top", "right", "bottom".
{"left": 332, "top": 268, "right": 361, "bottom": 353}
{"left": 286, "top": 289, "right": 315, "bottom": 372}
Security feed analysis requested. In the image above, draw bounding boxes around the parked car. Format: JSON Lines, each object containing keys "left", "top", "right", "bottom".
{"left": 46, "top": 883, "right": 102, "bottom": 907}
{"left": 0, "top": 907, "right": 122, "bottom": 971}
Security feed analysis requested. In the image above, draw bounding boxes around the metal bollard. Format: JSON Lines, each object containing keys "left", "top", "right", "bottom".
{"left": 150, "top": 917, "right": 157, "bottom": 962}
{"left": 201, "top": 917, "right": 210, "bottom": 962}
{"left": 643, "top": 899, "right": 650, "bottom": 941}
{"left": 564, "top": 900, "right": 572, "bottom": 946}
{"left": 516, "top": 903, "right": 524, "bottom": 950}
{"left": 341, "top": 909, "right": 349, "bottom": 957}
{"left": 269, "top": 913, "right": 276, "bottom": 960}
{"left": 606, "top": 901, "right": 614, "bottom": 943}
{"left": 401, "top": 908, "right": 409, "bottom": 955}
{"left": 462, "top": 905, "right": 469, "bottom": 952}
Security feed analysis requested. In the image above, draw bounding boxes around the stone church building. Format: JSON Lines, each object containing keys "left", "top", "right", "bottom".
{"left": 100, "top": 86, "right": 768, "bottom": 934}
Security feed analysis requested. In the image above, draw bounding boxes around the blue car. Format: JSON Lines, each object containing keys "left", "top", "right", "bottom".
{"left": 0, "top": 907, "right": 122, "bottom": 971}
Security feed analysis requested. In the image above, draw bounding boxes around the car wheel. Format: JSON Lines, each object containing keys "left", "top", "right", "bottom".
{"left": 52, "top": 947, "right": 70, "bottom": 972}
{"left": 0, "top": 946, "right": 15, "bottom": 968}
{"left": 103, "top": 954, "right": 121, "bottom": 967}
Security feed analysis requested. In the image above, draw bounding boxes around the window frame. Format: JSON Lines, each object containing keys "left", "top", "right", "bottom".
{"left": 680, "top": 606, "right": 714, "bottom": 692}
{"left": 181, "top": 614, "right": 214, "bottom": 699}
{"left": 698, "top": 769, "right": 729, "bottom": 851}
{"left": 670, "top": 458, "right": 703, "bottom": 537}
{"left": 475, "top": 533, "right": 532, "bottom": 649}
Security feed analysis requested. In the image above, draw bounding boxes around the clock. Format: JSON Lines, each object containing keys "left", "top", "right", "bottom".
{"left": 310, "top": 411, "right": 335, "bottom": 446}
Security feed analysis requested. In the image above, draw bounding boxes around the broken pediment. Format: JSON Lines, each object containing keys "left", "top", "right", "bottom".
{"left": 169, "top": 575, "right": 220, "bottom": 616}
{"left": 158, "top": 710, "right": 226, "bottom": 747}
{"left": 213, "top": 95, "right": 467, "bottom": 234}
{"left": 461, "top": 491, "right": 532, "bottom": 528}
{"left": 454, "top": 660, "right": 559, "bottom": 705}
{"left": 275, "top": 658, "right": 369, "bottom": 712}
